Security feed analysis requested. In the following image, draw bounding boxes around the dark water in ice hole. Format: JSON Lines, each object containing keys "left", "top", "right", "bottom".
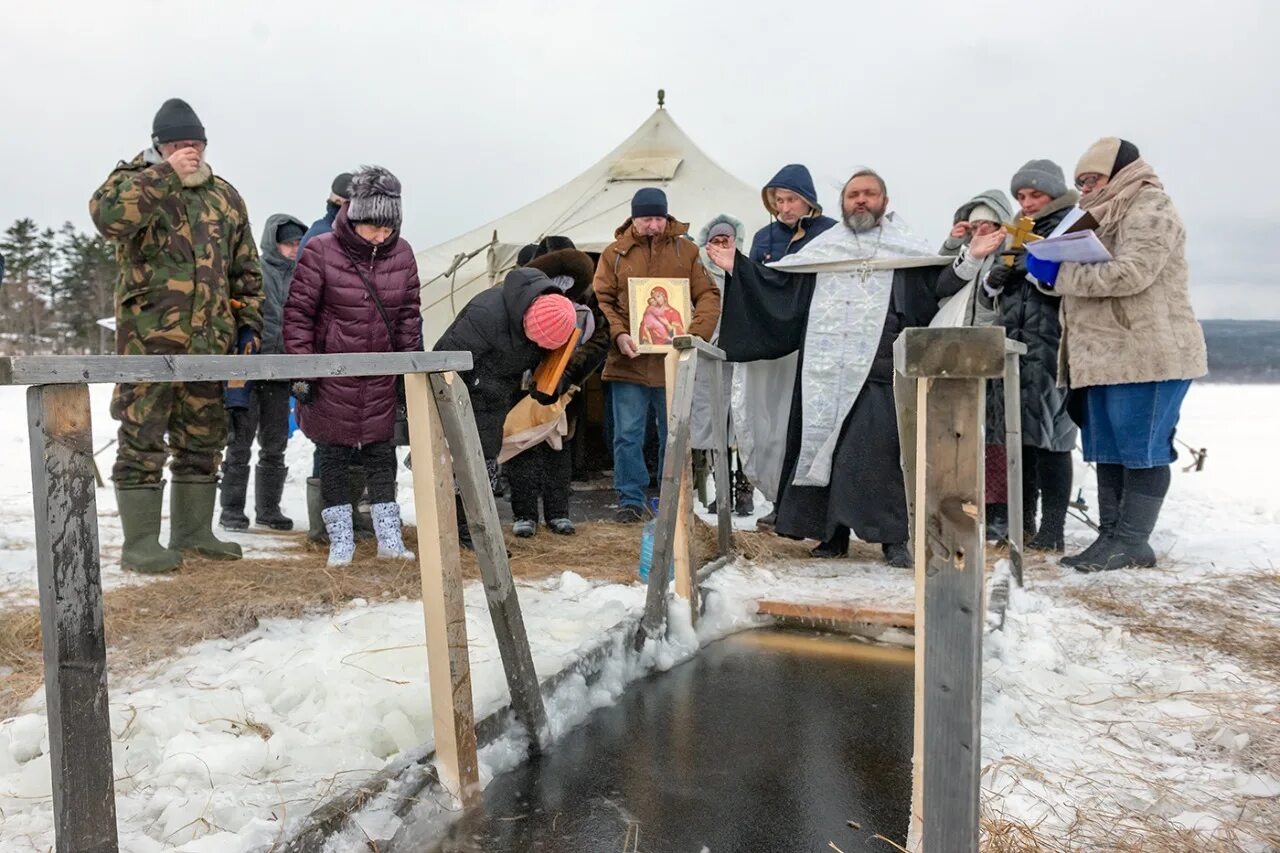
{"left": 411, "top": 628, "right": 915, "bottom": 853}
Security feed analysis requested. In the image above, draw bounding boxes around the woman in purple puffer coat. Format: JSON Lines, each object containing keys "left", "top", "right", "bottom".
{"left": 283, "top": 166, "right": 421, "bottom": 567}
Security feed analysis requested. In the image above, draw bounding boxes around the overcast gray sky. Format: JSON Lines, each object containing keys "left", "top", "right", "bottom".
{"left": 3, "top": 0, "right": 1276, "bottom": 318}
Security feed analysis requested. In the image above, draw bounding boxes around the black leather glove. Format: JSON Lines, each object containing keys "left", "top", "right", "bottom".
{"left": 290, "top": 380, "right": 315, "bottom": 404}
{"left": 985, "top": 264, "right": 1021, "bottom": 293}
{"left": 529, "top": 387, "right": 558, "bottom": 405}
{"left": 235, "top": 326, "right": 261, "bottom": 355}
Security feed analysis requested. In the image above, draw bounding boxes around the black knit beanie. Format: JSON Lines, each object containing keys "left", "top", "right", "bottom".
{"left": 152, "top": 98, "right": 206, "bottom": 145}
{"left": 631, "top": 187, "right": 668, "bottom": 219}
{"left": 275, "top": 221, "right": 306, "bottom": 244}
{"left": 331, "top": 172, "right": 354, "bottom": 199}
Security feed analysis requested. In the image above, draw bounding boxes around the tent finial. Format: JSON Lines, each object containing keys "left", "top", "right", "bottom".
{"left": 657, "top": 89, "right": 665, "bottom": 109}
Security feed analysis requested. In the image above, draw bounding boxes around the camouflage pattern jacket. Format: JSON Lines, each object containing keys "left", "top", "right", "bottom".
{"left": 90, "top": 151, "right": 264, "bottom": 356}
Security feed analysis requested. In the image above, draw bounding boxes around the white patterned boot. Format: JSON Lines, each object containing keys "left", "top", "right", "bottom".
{"left": 321, "top": 504, "right": 356, "bottom": 567}
{"left": 371, "top": 502, "right": 414, "bottom": 560}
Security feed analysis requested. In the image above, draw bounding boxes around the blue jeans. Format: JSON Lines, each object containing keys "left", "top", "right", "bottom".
{"left": 610, "top": 381, "right": 667, "bottom": 508}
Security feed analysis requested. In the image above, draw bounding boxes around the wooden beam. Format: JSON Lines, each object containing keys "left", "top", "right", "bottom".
{"left": 637, "top": 349, "right": 699, "bottom": 648}
{"left": 428, "top": 373, "right": 548, "bottom": 747}
{"left": 755, "top": 600, "right": 915, "bottom": 629}
{"left": 664, "top": 350, "right": 696, "bottom": 608}
{"left": 27, "top": 384, "right": 119, "bottom": 853}
{"left": 708, "top": 354, "right": 733, "bottom": 557}
{"left": 894, "top": 372, "right": 920, "bottom": 552}
{"left": 893, "top": 327, "right": 1006, "bottom": 379}
{"left": 0, "top": 352, "right": 472, "bottom": 386}
{"left": 919, "top": 377, "right": 986, "bottom": 852}
{"left": 403, "top": 373, "right": 479, "bottom": 806}
{"left": 1004, "top": 348, "right": 1025, "bottom": 588}
{"left": 671, "top": 334, "right": 726, "bottom": 361}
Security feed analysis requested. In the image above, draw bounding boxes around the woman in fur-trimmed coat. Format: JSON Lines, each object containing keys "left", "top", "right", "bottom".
{"left": 504, "top": 237, "right": 609, "bottom": 537}
{"left": 1027, "top": 138, "right": 1206, "bottom": 574}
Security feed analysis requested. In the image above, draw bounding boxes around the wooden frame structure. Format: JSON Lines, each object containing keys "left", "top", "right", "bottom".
{"left": 637, "top": 335, "right": 733, "bottom": 648}
{"left": 2, "top": 351, "right": 547, "bottom": 853}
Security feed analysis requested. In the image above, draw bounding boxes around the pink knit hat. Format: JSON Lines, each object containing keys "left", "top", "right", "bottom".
{"left": 523, "top": 294, "right": 577, "bottom": 349}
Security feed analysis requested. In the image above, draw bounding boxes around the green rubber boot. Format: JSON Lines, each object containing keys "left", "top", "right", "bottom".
{"left": 169, "top": 479, "right": 243, "bottom": 560}
{"left": 116, "top": 484, "right": 183, "bottom": 574}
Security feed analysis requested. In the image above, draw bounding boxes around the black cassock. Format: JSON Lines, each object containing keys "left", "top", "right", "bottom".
{"left": 719, "top": 253, "right": 941, "bottom": 544}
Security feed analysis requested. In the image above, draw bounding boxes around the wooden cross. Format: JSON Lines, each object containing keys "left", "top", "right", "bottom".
{"left": 1000, "top": 216, "right": 1042, "bottom": 267}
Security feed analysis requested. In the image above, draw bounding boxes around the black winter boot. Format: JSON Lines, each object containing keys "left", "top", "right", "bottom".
{"left": 456, "top": 494, "right": 474, "bottom": 551}
{"left": 219, "top": 464, "right": 250, "bottom": 531}
{"left": 1077, "top": 466, "right": 1168, "bottom": 573}
{"left": 986, "top": 503, "right": 1009, "bottom": 543}
{"left": 1076, "top": 493, "right": 1162, "bottom": 573}
{"left": 811, "top": 527, "right": 850, "bottom": 559}
{"left": 733, "top": 472, "right": 755, "bottom": 517}
{"left": 1063, "top": 464, "right": 1122, "bottom": 568}
{"left": 254, "top": 466, "right": 293, "bottom": 531}
{"left": 882, "top": 542, "right": 912, "bottom": 568}
{"left": 1029, "top": 450, "right": 1072, "bottom": 553}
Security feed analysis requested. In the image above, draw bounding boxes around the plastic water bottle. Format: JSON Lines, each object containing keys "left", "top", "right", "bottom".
{"left": 637, "top": 497, "right": 662, "bottom": 582}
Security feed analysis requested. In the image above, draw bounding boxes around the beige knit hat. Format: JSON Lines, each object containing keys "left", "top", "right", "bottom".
{"left": 1076, "top": 137, "right": 1142, "bottom": 181}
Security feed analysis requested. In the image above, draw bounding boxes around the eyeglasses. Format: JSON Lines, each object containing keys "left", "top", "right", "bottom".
{"left": 1075, "top": 173, "right": 1105, "bottom": 190}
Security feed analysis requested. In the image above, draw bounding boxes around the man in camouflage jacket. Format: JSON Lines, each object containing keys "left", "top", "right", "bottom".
{"left": 90, "top": 98, "right": 263, "bottom": 572}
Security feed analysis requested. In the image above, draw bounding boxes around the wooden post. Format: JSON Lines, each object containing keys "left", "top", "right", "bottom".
{"left": 403, "top": 374, "right": 480, "bottom": 805}
{"left": 663, "top": 349, "right": 695, "bottom": 605}
{"left": 28, "top": 384, "right": 119, "bottom": 853}
{"left": 1003, "top": 343, "right": 1027, "bottom": 587}
{"left": 918, "top": 377, "right": 985, "bottom": 852}
{"left": 895, "top": 327, "right": 1004, "bottom": 852}
{"left": 637, "top": 348, "right": 699, "bottom": 648}
{"left": 708, "top": 358, "right": 733, "bottom": 557}
{"left": 428, "top": 373, "right": 548, "bottom": 747}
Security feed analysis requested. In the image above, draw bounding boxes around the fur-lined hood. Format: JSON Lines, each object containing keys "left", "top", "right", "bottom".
{"left": 697, "top": 213, "right": 747, "bottom": 246}
{"left": 526, "top": 247, "right": 596, "bottom": 304}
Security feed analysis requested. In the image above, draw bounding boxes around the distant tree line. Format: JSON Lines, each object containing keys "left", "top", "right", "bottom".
{"left": 0, "top": 218, "right": 118, "bottom": 354}
{"left": 1201, "top": 320, "right": 1280, "bottom": 383}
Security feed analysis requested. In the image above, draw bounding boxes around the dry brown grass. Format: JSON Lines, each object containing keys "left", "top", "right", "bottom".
{"left": 1060, "top": 570, "right": 1280, "bottom": 679}
{"left": 0, "top": 519, "right": 815, "bottom": 719}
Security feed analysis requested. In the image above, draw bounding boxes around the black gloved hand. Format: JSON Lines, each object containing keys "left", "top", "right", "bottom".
{"left": 290, "top": 380, "right": 315, "bottom": 404}
{"left": 235, "top": 326, "right": 261, "bottom": 355}
{"left": 529, "top": 387, "right": 558, "bottom": 406}
{"left": 985, "top": 264, "right": 1021, "bottom": 293}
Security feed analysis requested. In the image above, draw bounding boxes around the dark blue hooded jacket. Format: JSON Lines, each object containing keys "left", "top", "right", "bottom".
{"left": 297, "top": 201, "right": 340, "bottom": 258}
{"left": 748, "top": 164, "right": 838, "bottom": 263}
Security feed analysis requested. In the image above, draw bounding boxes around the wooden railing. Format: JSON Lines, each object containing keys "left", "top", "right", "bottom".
{"left": 1, "top": 351, "right": 546, "bottom": 853}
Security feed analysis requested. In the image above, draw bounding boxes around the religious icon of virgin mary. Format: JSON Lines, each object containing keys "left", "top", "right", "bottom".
{"left": 638, "top": 286, "right": 686, "bottom": 345}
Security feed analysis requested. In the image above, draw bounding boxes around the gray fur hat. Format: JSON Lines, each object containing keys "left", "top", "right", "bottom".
{"left": 347, "top": 166, "right": 402, "bottom": 228}
{"left": 1010, "top": 159, "right": 1068, "bottom": 199}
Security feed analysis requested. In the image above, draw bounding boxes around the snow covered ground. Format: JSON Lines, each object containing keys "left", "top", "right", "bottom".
{"left": 0, "top": 382, "right": 1276, "bottom": 850}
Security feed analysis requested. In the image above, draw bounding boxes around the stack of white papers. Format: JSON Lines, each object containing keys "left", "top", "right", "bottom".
{"left": 1026, "top": 230, "right": 1113, "bottom": 264}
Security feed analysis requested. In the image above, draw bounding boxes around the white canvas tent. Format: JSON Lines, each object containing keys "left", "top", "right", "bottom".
{"left": 416, "top": 100, "right": 766, "bottom": 345}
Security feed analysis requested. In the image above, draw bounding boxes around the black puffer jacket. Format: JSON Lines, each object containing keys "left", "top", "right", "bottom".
{"left": 433, "top": 268, "right": 561, "bottom": 457}
{"left": 983, "top": 193, "right": 1080, "bottom": 452}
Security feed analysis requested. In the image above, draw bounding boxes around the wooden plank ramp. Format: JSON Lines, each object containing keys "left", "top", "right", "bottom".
{"left": 755, "top": 599, "right": 916, "bottom": 631}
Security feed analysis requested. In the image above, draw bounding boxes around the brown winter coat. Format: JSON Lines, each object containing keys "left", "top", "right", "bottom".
{"left": 592, "top": 217, "right": 721, "bottom": 388}
{"left": 1053, "top": 160, "right": 1207, "bottom": 389}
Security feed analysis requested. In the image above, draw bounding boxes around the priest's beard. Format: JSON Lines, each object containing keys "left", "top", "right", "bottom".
{"left": 843, "top": 209, "right": 883, "bottom": 233}
{"left": 182, "top": 161, "right": 213, "bottom": 187}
